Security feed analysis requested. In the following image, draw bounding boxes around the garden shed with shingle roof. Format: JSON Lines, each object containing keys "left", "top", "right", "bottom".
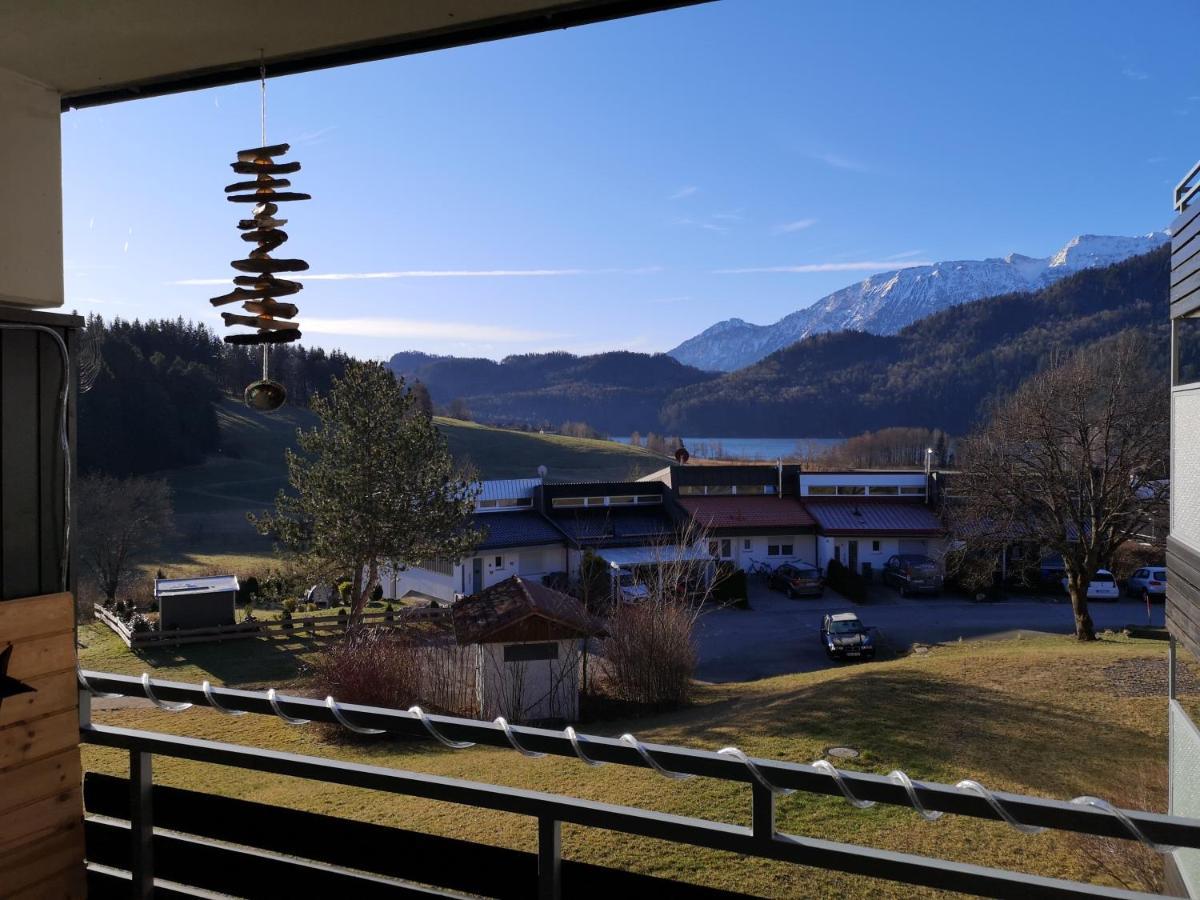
{"left": 452, "top": 576, "right": 599, "bottom": 722}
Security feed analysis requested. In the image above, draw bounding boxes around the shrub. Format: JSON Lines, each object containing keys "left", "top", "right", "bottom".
{"left": 312, "top": 628, "right": 476, "bottom": 721}
{"left": 130, "top": 614, "right": 152, "bottom": 634}
{"left": 576, "top": 550, "right": 612, "bottom": 614}
{"left": 826, "top": 559, "right": 868, "bottom": 602}
{"left": 711, "top": 564, "right": 748, "bottom": 608}
{"left": 542, "top": 571, "right": 569, "bottom": 593}
{"left": 370, "top": 584, "right": 384, "bottom": 604}
{"left": 602, "top": 602, "right": 696, "bottom": 708}
{"left": 281, "top": 598, "right": 298, "bottom": 614}
{"left": 237, "top": 576, "right": 260, "bottom": 606}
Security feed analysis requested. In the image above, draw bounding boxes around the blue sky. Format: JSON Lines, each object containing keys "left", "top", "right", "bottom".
{"left": 62, "top": 0, "right": 1199, "bottom": 360}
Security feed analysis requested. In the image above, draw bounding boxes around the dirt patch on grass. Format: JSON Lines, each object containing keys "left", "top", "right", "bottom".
{"left": 1103, "top": 657, "right": 1200, "bottom": 697}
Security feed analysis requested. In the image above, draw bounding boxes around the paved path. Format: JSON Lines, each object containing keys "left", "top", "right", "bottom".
{"left": 694, "top": 582, "right": 1165, "bottom": 683}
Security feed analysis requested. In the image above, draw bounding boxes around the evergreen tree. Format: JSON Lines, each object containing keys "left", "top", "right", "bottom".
{"left": 252, "top": 362, "right": 481, "bottom": 616}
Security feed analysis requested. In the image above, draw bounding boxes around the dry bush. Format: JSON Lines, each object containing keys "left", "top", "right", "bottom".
{"left": 312, "top": 627, "right": 476, "bottom": 720}
{"left": 601, "top": 602, "right": 696, "bottom": 708}
{"left": 1070, "top": 766, "right": 1166, "bottom": 894}
{"left": 1110, "top": 541, "right": 1164, "bottom": 583}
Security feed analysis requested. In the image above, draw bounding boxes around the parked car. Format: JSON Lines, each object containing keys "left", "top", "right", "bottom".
{"left": 819, "top": 612, "right": 875, "bottom": 660}
{"left": 615, "top": 568, "right": 650, "bottom": 603}
{"left": 768, "top": 562, "right": 824, "bottom": 598}
{"left": 882, "top": 554, "right": 943, "bottom": 596}
{"left": 1060, "top": 569, "right": 1121, "bottom": 601}
{"left": 1126, "top": 567, "right": 1167, "bottom": 602}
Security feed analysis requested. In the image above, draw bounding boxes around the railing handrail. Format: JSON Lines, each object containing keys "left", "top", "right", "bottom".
{"left": 78, "top": 669, "right": 1200, "bottom": 850}
{"left": 80, "top": 721, "right": 1159, "bottom": 900}
{"left": 1175, "top": 158, "right": 1200, "bottom": 212}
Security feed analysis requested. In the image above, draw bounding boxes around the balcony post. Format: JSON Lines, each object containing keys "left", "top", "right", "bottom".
{"left": 752, "top": 781, "right": 775, "bottom": 841}
{"left": 537, "top": 816, "right": 561, "bottom": 900}
{"left": 129, "top": 750, "right": 154, "bottom": 899}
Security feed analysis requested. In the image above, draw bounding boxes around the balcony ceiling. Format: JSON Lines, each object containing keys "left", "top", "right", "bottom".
{"left": 0, "top": 0, "right": 705, "bottom": 109}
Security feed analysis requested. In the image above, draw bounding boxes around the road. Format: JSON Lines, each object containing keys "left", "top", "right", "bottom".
{"left": 694, "top": 581, "right": 1165, "bottom": 683}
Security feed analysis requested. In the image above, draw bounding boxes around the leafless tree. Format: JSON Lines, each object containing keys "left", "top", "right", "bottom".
{"left": 77, "top": 474, "right": 174, "bottom": 602}
{"left": 951, "top": 334, "right": 1167, "bottom": 640}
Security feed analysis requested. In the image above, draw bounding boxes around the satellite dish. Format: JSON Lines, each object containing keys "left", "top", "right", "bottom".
{"left": 537, "top": 465, "right": 548, "bottom": 477}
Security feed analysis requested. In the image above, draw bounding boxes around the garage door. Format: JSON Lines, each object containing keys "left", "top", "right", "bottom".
{"left": 899, "top": 540, "right": 928, "bottom": 555}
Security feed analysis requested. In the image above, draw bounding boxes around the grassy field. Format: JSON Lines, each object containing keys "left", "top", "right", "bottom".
{"left": 147, "top": 399, "right": 666, "bottom": 578}
{"left": 81, "top": 631, "right": 1177, "bottom": 897}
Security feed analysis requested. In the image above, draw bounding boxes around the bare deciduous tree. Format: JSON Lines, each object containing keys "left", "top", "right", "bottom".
{"left": 77, "top": 474, "right": 174, "bottom": 602}
{"left": 952, "top": 334, "right": 1167, "bottom": 640}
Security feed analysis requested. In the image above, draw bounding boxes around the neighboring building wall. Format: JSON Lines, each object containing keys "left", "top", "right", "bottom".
{"left": 818, "top": 536, "right": 944, "bottom": 577}
{"left": 159, "top": 592, "right": 236, "bottom": 630}
{"left": 721, "top": 534, "right": 816, "bottom": 569}
{"left": 476, "top": 639, "right": 581, "bottom": 722}
{"left": 799, "top": 471, "right": 928, "bottom": 496}
{"left": 382, "top": 562, "right": 458, "bottom": 604}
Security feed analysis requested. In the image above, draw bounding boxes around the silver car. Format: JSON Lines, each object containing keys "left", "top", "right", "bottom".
{"left": 1126, "top": 566, "right": 1166, "bottom": 601}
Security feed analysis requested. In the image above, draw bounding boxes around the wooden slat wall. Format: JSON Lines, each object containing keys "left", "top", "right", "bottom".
{"left": 1171, "top": 201, "right": 1200, "bottom": 317}
{"left": 0, "top": 592, "right": 85, "bottom": 897}
{"left": 0, "top": 307, "right": 79, "bottom": 601}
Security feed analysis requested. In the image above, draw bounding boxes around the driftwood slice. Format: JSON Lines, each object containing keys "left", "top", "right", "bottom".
{"left": 230, "top": 160, "right": 301, "bottom": 175}
{"left": 224, "top": 177, "right": 291, "bottom": 193}
{"left": 231, "top": 257, "right": 310, "bottom": 274}
{"left": 248, "top": 235, "right": 288, "bottom": 256}
{"left": 237, "top": 217, "right": 287, "bottom": 230}
{"left": 228, "top": 191, "right": 311, "bottom": 204}
{"left": 241, "top": 229, "right": 288, "bottom": 243}
{"left": 221, "top": 312, "right": 301, "bottom": 331}
{"left": 236, "top": 142, "right": 290, "bottom": 162}
{"left": 252, "top": 202, "right": 278, "bottom": 217}
{"left": 232, "top": 275, "right": 303, "bottom": 292}
{"left": 224, "top": 329, "right": 303, "bottom": 346}
{"left": 241, "top": 299, "right": 299, "bottom": 319}
{"left": 210, "top": 285, "right": 301, "bottom": 306}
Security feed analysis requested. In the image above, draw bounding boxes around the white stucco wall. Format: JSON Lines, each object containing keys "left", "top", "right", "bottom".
{"left": 1173, "top": 388, "right": 1200, "bottom": 553}
{"left": 477, "top": 639, "right": 581, "bottom": 722}
{"left": 719, "top": 534, "right": 817, "bottom": 569}
{"left": 0, "top": 66, "right": 62, "bottom": 308}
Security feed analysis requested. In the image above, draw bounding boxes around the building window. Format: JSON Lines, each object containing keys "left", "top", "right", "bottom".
{"left": 478, "top": 499, "right": 498, "bottom": 508}
{"left": 872, "top": 540, "right": 881, "bottom": 552}
{"left": 836, "top": 485, "right": 866, "bottom": 495}
{"left": 807, "top": 485, "right": 836, "bottom": 495}
{"left": 721, "top": 539, "right": 732, "bottom": 558}
{"left": 609, "top": 495, "right": 637, "bottom": 505}
{"left": 709, "top": 540, "right": 719, "bottom": 557}
{"left": 586, "top": 496, "right": 606, "bottom": 506}
{"left": 635, "top": 495, "right": 662, "bottom": 504}
{"left": 768, "top": 545, "right": 780, "bottom": 556}
{"left": 900, "top": 486, "right": 926, "bottom": 495}
{"left": 743, "top": 539, "right": 751, "bottom": 551}
{"left": 707, "top": 484, "right": 734, "bottom": 495}
{"left": 868, "top": 485, "right": 898, "bottom": 496}
{"left": 494, "top": 556, "right": 503, "bottom": 568}
{"left": 678, "top": 485, "right": 704, "bottom": 495}
{"left": 781, "top": 544, "right": 793, "bottom": 556}
{"left": 1176, "top": 317, "right": 1200, "bottom": 386}
{"left": 737, "top": 484, "right": 765, "bottom": 495}
{"left": 552, "top": 497, "right": 584, "bottom": 508}
{"left": 503, "top": 642, "right": 559, "bottom": 662}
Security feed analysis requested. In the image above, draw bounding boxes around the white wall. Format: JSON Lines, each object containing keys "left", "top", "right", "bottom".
{"left": 477, "top": 639, "right": 580, "bottom": 722}
{"left": 0, "top": 66, "right": 62, "bottom": 308}
{"left": 724, "top": 534, "right": 816, "bottom": 569}
{"left": 799, "top": 472, "right": 926, "bottom": 495}
{"left": 820, "top": 536, "right": 946, "bottom": 577}
{"left": 1173, "top": 389, "right": 1200, "bottom": 552}
{"left": 381, "top": 563, "right": 457, "bottom": 604}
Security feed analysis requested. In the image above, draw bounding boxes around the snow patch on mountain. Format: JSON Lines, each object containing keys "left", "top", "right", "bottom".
{"left": 669, "top": 232, "right": 1169, "bottom": 372}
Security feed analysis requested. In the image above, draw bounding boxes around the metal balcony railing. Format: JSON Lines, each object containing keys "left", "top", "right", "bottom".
{"left": 78, "top": 669, "right": 1200, "bottom": 899}
{"left": 1176, "top": 159, "right": 1200, "bottom": 212}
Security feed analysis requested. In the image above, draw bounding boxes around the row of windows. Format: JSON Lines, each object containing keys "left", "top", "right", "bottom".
{"left": 678, "top": 484, "right": 777, "bottom": 496}
{"left": 707, "top": 539, "right": 799, "bottom": 558}
{"left": 477, "top": 497, "right": 534, "bottom": 509}
{"left": 550, "top": 494, "right": 662, "bottom": 509}
{"left": 806, "top": 484, "right": 925, "bottom": 496}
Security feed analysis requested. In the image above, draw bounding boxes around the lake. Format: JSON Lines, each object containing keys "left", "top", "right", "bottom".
{"left": 611, "top": 436, "right": 843, "bottom": 460}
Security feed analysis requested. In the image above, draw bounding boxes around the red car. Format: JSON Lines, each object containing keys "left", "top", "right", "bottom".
{"left": 768, "top": 563, "right": 824, "bottom": 598}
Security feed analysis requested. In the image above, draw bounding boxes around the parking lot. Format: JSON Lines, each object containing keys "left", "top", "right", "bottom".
{"left": 693, "top": 578, "right": 1166, "bottom": 683}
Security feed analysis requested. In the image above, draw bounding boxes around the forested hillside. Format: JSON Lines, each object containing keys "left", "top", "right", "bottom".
{"left": 387, "top": 350, "right": 715, "bottom": 433}
{"left": 78, "top": 316, "right": 352, "bottom": 476}
{"left": 659, "top": 247, "right": 1169, "bottom": 436}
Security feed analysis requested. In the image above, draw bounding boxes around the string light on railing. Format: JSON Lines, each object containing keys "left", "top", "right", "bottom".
{"left": 142, "top": 673, "right": 192, "bottom": 711}
{"left": 327, "top": 696, "right": 385, "bottom": 735}
{"left": 564, "top": 726, "right": 606, "bottom": 766}
{"left": 620, "top": 734, "right": 695, "bottom": 780}
{"left": 267, "top": 687, "right": 311, "bottom": 725}
{"left": 408, "top": 705, "right": 474, "bottom": 749}
{"left": 203, "top": 680, "right": 246, "bottom": 716}
{"left": 494, "top": 716, "right": 546, "bottom": 758}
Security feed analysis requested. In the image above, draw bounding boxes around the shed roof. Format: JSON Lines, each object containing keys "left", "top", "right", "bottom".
{"left": 452, "top": 576, "right": 598, "bottom": 644}
{"left": 476, "top": 478, "right": 542, "bottom": 502}
{"left": 154, "top": 575, "right": 239, "bottom": 597}
{"left": 679, "top": 496, "right": 815, "bottom": 531}
{"left": 804, "top": 500, "right": 943, "bottom": 536}
{"left": 472, "top": 511, "right": 565, "bottom": 550}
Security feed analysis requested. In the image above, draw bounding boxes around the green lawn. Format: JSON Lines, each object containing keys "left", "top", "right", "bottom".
{"left": 81, "top": 633, "right": 1174, "bottom": 897}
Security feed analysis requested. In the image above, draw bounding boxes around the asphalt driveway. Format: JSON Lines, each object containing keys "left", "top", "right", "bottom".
{"left": 693, "top": 580, "right": 1166, "bottom": 683}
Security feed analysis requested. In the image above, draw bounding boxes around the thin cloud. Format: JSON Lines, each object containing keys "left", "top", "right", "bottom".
{"left": 772, "top": 218, "right": 817, "bottom": 234}
{"left": 884, "top": 249, "right": 926, "bottom": 260}
{"left": 303, "top": 317, "right": 565, "bottom": 342}
{"left": 171, "top": 267, "right": 660, "bottom": 286}
{"left": 670, "top": 185, "right": 699, "bottom": 200}
{"left": 1122, "top": 65, "right": 1150, "bottom": 81}
{"left": 809, "top": 151, "right": 870, "bottom": 172}
{"left": 715, "top": 259, "right": 932, "bottom": 274}
{"left": 672, "top": 211, "right": 744, "bottom": 234}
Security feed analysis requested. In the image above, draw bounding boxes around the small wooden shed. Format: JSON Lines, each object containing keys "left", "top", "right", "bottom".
{"left": 154, "top": 575, "right": 239, "bottom": 631}
{"left": 452, "top": 576, "right": 599, "bottom": 723}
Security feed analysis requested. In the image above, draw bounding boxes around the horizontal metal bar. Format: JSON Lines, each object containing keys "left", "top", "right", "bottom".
{"left": 80, "top": 670, "right": 1200, "bottom": 847}
{"left": 81, "top": 724, "right": 1155, "bottom": 899}
{"left": 1176, "top": 159, "right": 1200, "bottom": 210}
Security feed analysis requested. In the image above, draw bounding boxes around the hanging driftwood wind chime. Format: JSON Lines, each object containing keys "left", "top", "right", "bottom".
{"left": 211, "top": 61, "right": 310, "bottom": 411}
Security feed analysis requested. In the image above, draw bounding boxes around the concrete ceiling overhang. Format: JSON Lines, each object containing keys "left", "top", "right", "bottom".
{"left": 0, "top": 0, "right": 707, "bottom": 110}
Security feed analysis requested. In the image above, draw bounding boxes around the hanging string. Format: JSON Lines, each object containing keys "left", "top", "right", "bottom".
{"left": 259, "top": 50, "right": 270, "bottom": 383}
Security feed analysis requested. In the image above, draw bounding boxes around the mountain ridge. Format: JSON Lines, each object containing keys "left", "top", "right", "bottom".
{"left": 667, "top": 231, "right": 1169, "bottom": 372}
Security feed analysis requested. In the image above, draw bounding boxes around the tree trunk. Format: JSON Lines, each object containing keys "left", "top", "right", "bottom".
{"left": 1068, "top": 582, "right": 1096, "bottom": 641}
{"left": 350, "top": 563, "right": 365, "bottom": 623}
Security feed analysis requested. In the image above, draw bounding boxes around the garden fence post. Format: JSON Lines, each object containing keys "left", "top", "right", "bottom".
{"left": 537, "top": 816, "right": 561, "bottom": 900}
{"left": 130, "top": 749, "right": 154, "bottom": 899}
{"left": 752, "top": 781, "right": 775, "bottom": 841}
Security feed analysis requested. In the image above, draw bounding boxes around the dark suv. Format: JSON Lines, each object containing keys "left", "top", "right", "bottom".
{"left": 882, "top": 554, "right": 942, "bottom": 596}
{"left": 820, "top": 612, "right": 875, "bottom": 660}
{"left": 768, "top": 563, "right": 824, "bottom": 598}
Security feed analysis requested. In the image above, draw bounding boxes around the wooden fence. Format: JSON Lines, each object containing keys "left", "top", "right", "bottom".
{"left": 93, "top": 604, "right": 452, "bottom": 649}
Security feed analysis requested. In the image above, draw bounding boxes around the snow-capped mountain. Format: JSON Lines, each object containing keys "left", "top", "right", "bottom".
{"left": 668, "top": 232, "right": 1170, "bottom": 372}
